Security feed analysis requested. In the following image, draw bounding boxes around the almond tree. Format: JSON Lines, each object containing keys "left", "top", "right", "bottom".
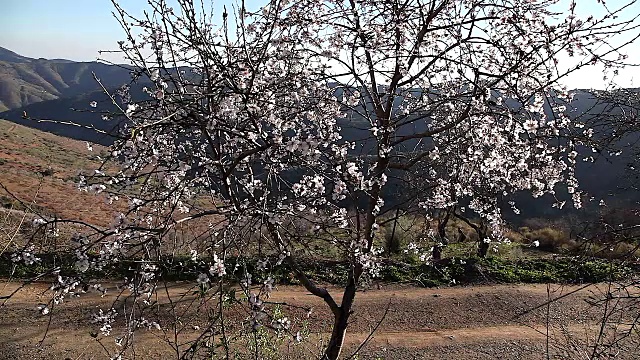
{"left": 8, "top": 0, "right": 640, "bottom": 359}
{"left": 274, "top": 1, "right": 639, "bottom": 358}
{"left": 86, "top": 1, "right": 352, "bottom": 357}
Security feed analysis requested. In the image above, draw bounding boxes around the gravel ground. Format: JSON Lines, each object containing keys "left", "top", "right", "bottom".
{"left": 1, "top": 282, "right": 638, "bottom": 359}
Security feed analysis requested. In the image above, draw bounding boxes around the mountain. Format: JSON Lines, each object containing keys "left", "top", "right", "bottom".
{"left": 0, "top": 46, "right": 133, "bottom": 112}
{"left": 0, "top": 89, "right": 125, "bottom": 145}
{"left": 0, "top": 47, "right": 33, "bottom": 63}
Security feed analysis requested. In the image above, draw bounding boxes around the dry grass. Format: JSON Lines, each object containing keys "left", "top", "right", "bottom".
{"left": 0, "top": 119, "right": 117, "bottom": 227}
{"left": 0, "top": 119, "right": 233, "bottom": 257}
{"left": 519, "top": 227, "right": 577, "bottom": 252}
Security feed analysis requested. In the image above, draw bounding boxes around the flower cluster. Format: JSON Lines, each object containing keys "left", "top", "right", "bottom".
{"left": 11, "top": 245, "right": 41, "bottom": 265}
{"left": 91, "top": 308, "right": 118, "bottom": 336}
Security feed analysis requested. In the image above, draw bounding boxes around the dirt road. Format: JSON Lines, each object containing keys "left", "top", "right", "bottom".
{"left": 1, "top": 282, "right": 638, "bottom": 359}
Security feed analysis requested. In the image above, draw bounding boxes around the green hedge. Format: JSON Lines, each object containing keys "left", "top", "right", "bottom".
{"left": 1, "top": 253, "right": 635, "bottom": 287}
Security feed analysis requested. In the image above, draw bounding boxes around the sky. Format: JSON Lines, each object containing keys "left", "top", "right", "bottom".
{"left": 2, "top": 0, "right": 640, "bottom": 90}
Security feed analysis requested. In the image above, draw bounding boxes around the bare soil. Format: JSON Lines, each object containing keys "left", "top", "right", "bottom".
{"left": 1, "top": 281, "right": 639, "bottom": 359}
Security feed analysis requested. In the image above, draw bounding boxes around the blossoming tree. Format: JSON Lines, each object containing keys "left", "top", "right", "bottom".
{"left": 9, "top": 0, "right": 640, "bottom": 359}
{"left": 277, "top": 1, "right": 637, "bottom": 355}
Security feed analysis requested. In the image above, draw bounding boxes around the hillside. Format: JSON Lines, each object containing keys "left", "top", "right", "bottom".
{"left": 0, "top": 47, "right": 35, "bottom": 63}
{"left": 0, "top": 89, "right": 125, "bottom": 144}
{"left": 0, "top": 46, "right": 132, "bottom": 112}
{"left": 0, "top": 119, "right": 115, "bottom": 227}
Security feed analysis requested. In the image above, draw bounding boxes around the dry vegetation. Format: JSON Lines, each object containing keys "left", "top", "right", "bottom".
{"left": 0, "top": 119, "right": 229, "bottom": 257}
{"left": 0, "top": 119, "right": 117, "bottom": 226}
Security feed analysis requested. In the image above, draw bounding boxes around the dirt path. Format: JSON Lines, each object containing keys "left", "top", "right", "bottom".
{"left": 1, "top": 282, "right": 638, "bottom": 359}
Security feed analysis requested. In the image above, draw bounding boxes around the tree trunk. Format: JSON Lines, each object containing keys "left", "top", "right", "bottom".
{"left": 453, "top": 212, "right": 490, "bottom": 258}
{"left": 477, "top": 224, "right": 489, "bottom": 258}
{"left": 432, "top": 245, "right": 442, "bottom": 261}
{"left": 433, "top": 208, "right": 451, "bottom": 261}
{"left": 323, "top": 266, "right": 361, "bottom": 360}
{"left": 323, "top": 309, "right": 350, "bottom": 359}
{"left": 477, "top": 237, "right": 489, "bottom": 258}
{"left": 456, "top": 228, "right": 466, "bottom": 243}
{"left": 266, "top": 222, "right": 348, "bottom": 359}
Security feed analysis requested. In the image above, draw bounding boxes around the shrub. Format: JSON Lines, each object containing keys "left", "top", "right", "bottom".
{"left": 382, "top": 215, "right": 424, "bottom": 255}
{"left": 520, "top": 226, "right": 576, "bottom": 252}
{"left": 579, "top": 242, "right": 640, "bottom": 260}
{"left": 502, "top": 228, "right": 525, "bottom": 243}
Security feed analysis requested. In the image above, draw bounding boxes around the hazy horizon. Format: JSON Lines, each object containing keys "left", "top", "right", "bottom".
{"left": 3, "top": 0, "right": 640, "bottom": 90}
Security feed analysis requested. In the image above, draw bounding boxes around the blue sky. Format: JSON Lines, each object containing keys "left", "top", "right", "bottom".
{"left": 1, "top": 0, "right": 232, "bottom": 62}
{"left": 2, "top": 0, "right": 639, "bottom": 89}
{"left": 2, "top": 0, "right": 133, "bottom": 61}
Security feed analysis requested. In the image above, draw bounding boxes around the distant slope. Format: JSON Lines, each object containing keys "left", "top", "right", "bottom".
{"left": 0, "top": 119, "right": 116, "bottom": 226}
{"left": 0, "top": 47, "right": 33, "bottom": 63}
{"left": 0, "top": 89, "right": 126, "bottom": 145}
{"left": 0, "top": 47, "right": 133, "bottom": 112}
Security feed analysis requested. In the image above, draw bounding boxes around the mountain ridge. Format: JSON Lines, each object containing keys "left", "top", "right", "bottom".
{"left": 0, "top": 46, "right": 133, "bottom": 112}
{"left": 0, "top": 47, "right": 34, "bottom": 63}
